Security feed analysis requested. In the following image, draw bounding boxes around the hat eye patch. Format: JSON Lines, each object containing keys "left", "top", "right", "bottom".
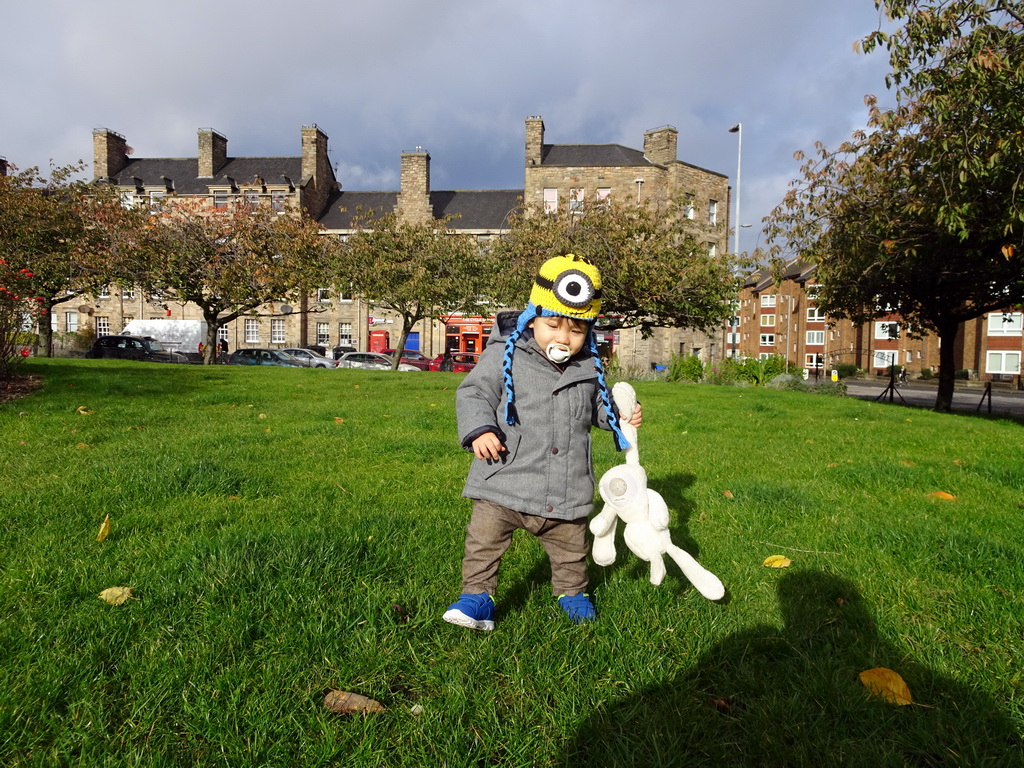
{"left": 553, "top": 269, "right": 596, "bottom": 309}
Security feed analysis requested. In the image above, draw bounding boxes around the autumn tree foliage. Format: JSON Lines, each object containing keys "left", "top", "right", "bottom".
{"left": 490, "top": 197, "right": 740, "bottom": 337}
{"left": 117, "top": 197, "right": 335, "bottom": 363}
{"left": 0, "top": 261, "right": 44, "bottom": 380}
{"left": 334, "top": 211, "right": 497, "bottom": 369}
{"left": 0, "top": 164, "right": 128, "bottom": 357}
{"left": 766, "top": 0, "right": 1024, "bottom": 411}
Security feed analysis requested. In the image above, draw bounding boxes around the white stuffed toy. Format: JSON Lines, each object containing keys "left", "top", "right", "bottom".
{"left": 590, "top": 382, "right": 725, "bottom": 600}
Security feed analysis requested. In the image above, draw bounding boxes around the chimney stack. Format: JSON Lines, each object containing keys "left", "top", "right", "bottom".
{"left": 525, "top": 116, "right": 545, "bottom": 167}
{"left": 198, "top": 128, "right": 228, "bottom": 178}
{"left": 93, "top": 129, "right": 130, "bottom": 181}
{"left": 643, "top": 126, "right": 678, "bottom": 166}
{"left": 397, "top": 149, "right": 432, "bottom": 224}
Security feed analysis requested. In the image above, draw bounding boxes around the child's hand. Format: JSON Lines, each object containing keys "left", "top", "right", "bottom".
{"left": 628, "top": 402, "right": 643, "bottom": 429}
{"left": 472, "top": 432, "right": 507, "bottom": 462}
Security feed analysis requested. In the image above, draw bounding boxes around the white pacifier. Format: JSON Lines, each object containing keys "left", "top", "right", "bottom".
{"left": 546, "top": 343, "right": 572, "bottom": 364}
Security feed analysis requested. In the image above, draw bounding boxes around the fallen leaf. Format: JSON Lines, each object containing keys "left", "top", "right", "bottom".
{"left": 334, "top": 417, "right": 345, "bottom": 424}
{"left": 826, "top": 462, "right": 840, "bottom": 468}
{"left": 953, "top": 459, "right": 965, "bottom": 466}
{"left": 926, "top": 491, "right": 956, "bottom": 501}
{"left": 763, "top": 555, "right": 792, "bottom": 568}
{"left": 709, "top": 696, "right": 732, "bottom": 713}
{"left": 76, "top": 406, "right": 94, "bottom": 415}
{"left": 96, "top": 515, "right": 112, "bottom": 542}
{"left": 392, "top": 603, "right": 410, "bottom": 623}
{"left": 859, "top": 668, "right": 913, "bottom": 705}
{"left": 99, "top": 586, "right": 134, "bottom": 606}
{"left": 899, "top": 460, "right": 917, "bottom": 467}
{"left": 259, "top": 413, "right": 267, "bottom": 419}
{"left": 1002, "top": 243, "right": 1015, "bottom": 259}
{"left": 722, "top": 490, "right": 734, "bottom": 499}
{"left": 323, "top": 690, "right": 385, "bottom": 715}
{"left": 75, "top": 442, "right": 90, "bottom": 449}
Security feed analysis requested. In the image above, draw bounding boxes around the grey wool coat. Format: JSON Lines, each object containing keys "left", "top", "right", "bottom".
{"left": 456, "top": 310, "right": 615, "bottom": 521}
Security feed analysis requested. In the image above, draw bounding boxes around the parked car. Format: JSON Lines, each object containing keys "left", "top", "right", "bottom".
{"left": 281, "top": 348, "right": 339, "bottom": 368}
{"left": 429, "top": 352, "right": 480, "bottom": 372}
{"left": 336, "top": 352, "right": 420, "bottom": 372}
{"left": 85, "top": 335, "right": 188, "bottom": 364}
{"left": 332, "top": 345, "right": 356, "bottom": 360}
{"left": 227, "top": 348, "right": 304, "bottom": 367}
{"left": 381, "top": 348, "right": 432, "bottom": 371}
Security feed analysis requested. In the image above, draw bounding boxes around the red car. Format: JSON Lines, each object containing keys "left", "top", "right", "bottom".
{"left": 381, "top": 349, "right": 432, "bottom": 371}
{"left": 429, "top": 352, "right": 480, "bottom": 372}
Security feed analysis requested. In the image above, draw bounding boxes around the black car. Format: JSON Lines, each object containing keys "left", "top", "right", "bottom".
{"left": 86, "top": 335, "right": 187, "bottom": 363}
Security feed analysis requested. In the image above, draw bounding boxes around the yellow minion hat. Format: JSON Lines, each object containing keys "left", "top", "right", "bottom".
{"left": 502, "top": 254, "right": 629, "bottom": 450}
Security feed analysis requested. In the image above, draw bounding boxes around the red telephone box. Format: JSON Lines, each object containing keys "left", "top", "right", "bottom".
{"left": 369, "top": 330, "right": 390, "bottom": 353}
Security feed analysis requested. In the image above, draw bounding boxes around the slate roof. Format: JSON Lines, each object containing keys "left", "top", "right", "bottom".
{"left": 105, "top": 157, "right": 303, "bottom": 194}
{"left": 319, "top": 189, "right": 523, "bottom": 231}
{"left": 541, "top": 143, "right": 652, "bottom": 168}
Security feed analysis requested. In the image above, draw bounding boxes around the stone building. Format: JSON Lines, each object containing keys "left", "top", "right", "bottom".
{"left": 74, "top": 118, "right": 731, "bottom": 367}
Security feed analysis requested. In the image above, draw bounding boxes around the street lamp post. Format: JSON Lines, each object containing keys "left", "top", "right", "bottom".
{"left": 729, "top": 123, "right": 742, "bottom": 256}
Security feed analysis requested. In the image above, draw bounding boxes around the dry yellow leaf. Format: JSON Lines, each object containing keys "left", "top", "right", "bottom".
{"left": 334, "top": 417, "right": 345, "bottom": 423}
{"left": 96, "top": 515, "right": 112, "bottom": 542}
{"left": 763, "top": 555, "right": 792, "bottom": 568}
{"left": 76, "top": 406, "right": 93, "bottom": 415}
{"left": 899, "top": 460, "right": 916, "bottom": 467}
{"left": 926, "top": 491, "right": 956, "bottom": 501}
{"left": 323, "top": 690, "right": 385, "bottom": 715}
{"left": 98, "top": 586, "right": 134, "bottom": 606}
{"left": 259, "top": 413, "right": 267, "bottom": 419}
{"left": 722, "top": 490, "right": 734, "bottom": 499}
{"left": 859, "top": 667, "right": 913, "bottom": 705}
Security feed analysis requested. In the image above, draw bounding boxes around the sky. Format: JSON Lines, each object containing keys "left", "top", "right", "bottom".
{"left": 3, "top": 0, "right": 896, "bottom": 254}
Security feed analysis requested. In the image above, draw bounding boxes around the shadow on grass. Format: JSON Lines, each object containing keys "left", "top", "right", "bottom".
{"left": 564, "top": 570, "right": 1023, "bottom": 766}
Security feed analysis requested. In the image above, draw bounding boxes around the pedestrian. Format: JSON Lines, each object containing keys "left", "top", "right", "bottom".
{"left": 219, "top": 337, "right": 228, "bottom": 355}
{"left": 443, "top": 254, "right": 642, "bottom": 630}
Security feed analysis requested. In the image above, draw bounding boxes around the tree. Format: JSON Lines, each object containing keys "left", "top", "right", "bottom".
{"left": 334, "top": 211, "right": 497, "bottom": 369}
{"left": 0, "top": 260, "right": 44, "bottom": 380}
{"left": 490, "top": 197, "right": 740, "bottom": 337}
{"left": 766, "top": 0, "right": 1024, "bottom": 411}
{"left": 0, "top": 164, "right": 129, "bottom": 357}
{"left": 120, "top": 197, "right": 334, "bottom": 363}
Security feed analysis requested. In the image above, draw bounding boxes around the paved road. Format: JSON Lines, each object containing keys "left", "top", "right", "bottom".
{"left": 844, "top": 379, "right": 1024, "bottom": 418}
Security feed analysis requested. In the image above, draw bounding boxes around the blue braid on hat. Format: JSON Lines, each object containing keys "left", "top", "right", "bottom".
{"left": 501, "top": 253, "right": 630, "bottom": 451}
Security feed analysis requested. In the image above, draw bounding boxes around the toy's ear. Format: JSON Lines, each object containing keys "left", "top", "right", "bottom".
{"left": 611, "top": 382, "right": 637, "bottom": 418}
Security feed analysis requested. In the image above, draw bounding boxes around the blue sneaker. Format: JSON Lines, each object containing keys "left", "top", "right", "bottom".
{"left": 443, "top": 593, "right": 495, "bottom": 631}
{"left": 558, "top": 593, "right": 596, "bottom": 623}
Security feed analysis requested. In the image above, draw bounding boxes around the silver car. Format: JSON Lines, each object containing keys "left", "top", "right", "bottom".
{"left": 282, "top": 348, "right": 339, "bottom": 368}
{"left": 336, "top": 352, "right": 420, "bottom": 372}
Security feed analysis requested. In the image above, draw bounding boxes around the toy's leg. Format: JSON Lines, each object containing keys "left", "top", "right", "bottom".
{"left": 649, "top": 555, "right": 666, "bottom": 586}
{"left": 666, "top": 545, "right": 725, "bottom": 600}
{"left": 591, "top": 530, "right": 617, "bottom": 567}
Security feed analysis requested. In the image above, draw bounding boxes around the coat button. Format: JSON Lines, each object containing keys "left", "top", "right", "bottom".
{"left": 551, "top": 447, "right": 559, "bottom": 455}
{"left": 546, "top": 505, "right": 554, "bottom": 513}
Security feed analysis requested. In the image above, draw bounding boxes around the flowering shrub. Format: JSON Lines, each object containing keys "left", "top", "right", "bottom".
{"left": 0, "top": 260, "right": 43, "bottom": 380}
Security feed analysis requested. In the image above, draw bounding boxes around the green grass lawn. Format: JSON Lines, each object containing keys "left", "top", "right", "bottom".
{"left": 2, "top": 359, "right": 1023, "bottom": 767}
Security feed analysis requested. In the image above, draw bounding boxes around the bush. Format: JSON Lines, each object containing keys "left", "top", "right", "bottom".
{"left": 918, "top": 368, "right": 934, "bottom": 381}
{"left": 665, "top": 353, "right": 704, "bottom": 383}
{"left": 0, "top": 261, "right": 44, "bottom": 380}
{"left": 955, "top": 369, "right": 970, "bottom": 380}
{"left": 833, "top": 362, "right": 859, "bottom": 379}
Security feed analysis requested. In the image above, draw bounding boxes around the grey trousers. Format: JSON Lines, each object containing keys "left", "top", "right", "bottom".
{"left": 460, "top": 498, "right": 589, "bottom": 597}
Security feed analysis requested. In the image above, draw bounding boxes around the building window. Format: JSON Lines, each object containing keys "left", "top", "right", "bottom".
{"left": 338, "top": 322, "right": 353, "bottom": 346}
{"left": 98, "top": 285, "right": 110, "bottom": 299}
{"left": 760, "top": 314, "right": 776, "bottom": 327}
{"left": 338, "top": 287, "right": 353, "bottom": 303}
{"left": 986, "top": 350, "right": 1021, "bottom": 374}
{"left": 65, "top": 312, "right": 79, "bottom": 333}
{"left": 270, "top": 318, "right": 285, "bottom": 344}
{"left": 708, "top": 199, "right": 718, "bottom": 225}
{"left": 569, "top": 188, "right": 584, "bottom": 213}
{"left": 124, "top": 286, "right": 135, "bottom": 299}
{"left": 759, "top": 333, "right": 775, "bottom": 346}
{"left": 726, "top": 332, "right": 739, "bottom": 345}
{"left": 987, "top": 312, "right": 1023, "bottom": 336}
{"left": 244, "top": 318, "right": 259, "bottom": 344}
{"left": 875, "top": 321, "right": 900, "bottom": 340}
{"left": 596, "top": 188, "right": 611, "bottom": 203}
{"left": 271, "top": 191, "right": 286, "bottom": 213}
{"left": 317, "top": 288, "right": 332, "bottom": 303}
{"left": 243, "top": 189, "right": 260, "bottom": 210}
{"left": 218, "top": 326, "right": 229, "bottom": 343}
{"left": 807, "top": 307, "right": 826, "bottom": 322}
{"left": 806, "top": 330, "right": 825, "bottom": 345}
{"left": 708, "top": 242, "right": 717, "bottom": 258}
{"left": 95, "top": 316, "right": 111, "bottom": 337}
{"left": 806, "top": 284, "right": 821, "bottom": 300}
{"left": 805, "top": 353, "right": 824, "bottom": 368}
{"left": 213, "top": 191, "right": 230, "bottom": 209}
{"left": 759, "top": 352, "right": 771, "bottom": 360}
{"left": 760, "top": 294, "right": 777, "bottom": 308}
{"left": 149, "top": 191, "right": 164, "bottom": 212}
{"left": 684, "top": 194, "right": 695, "bottom": 220}
{"left": 316, "top": 322, "right": 330, "bottom": 346}
{"left": 543, "top": 188, "right": 558, "bottom": 214}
